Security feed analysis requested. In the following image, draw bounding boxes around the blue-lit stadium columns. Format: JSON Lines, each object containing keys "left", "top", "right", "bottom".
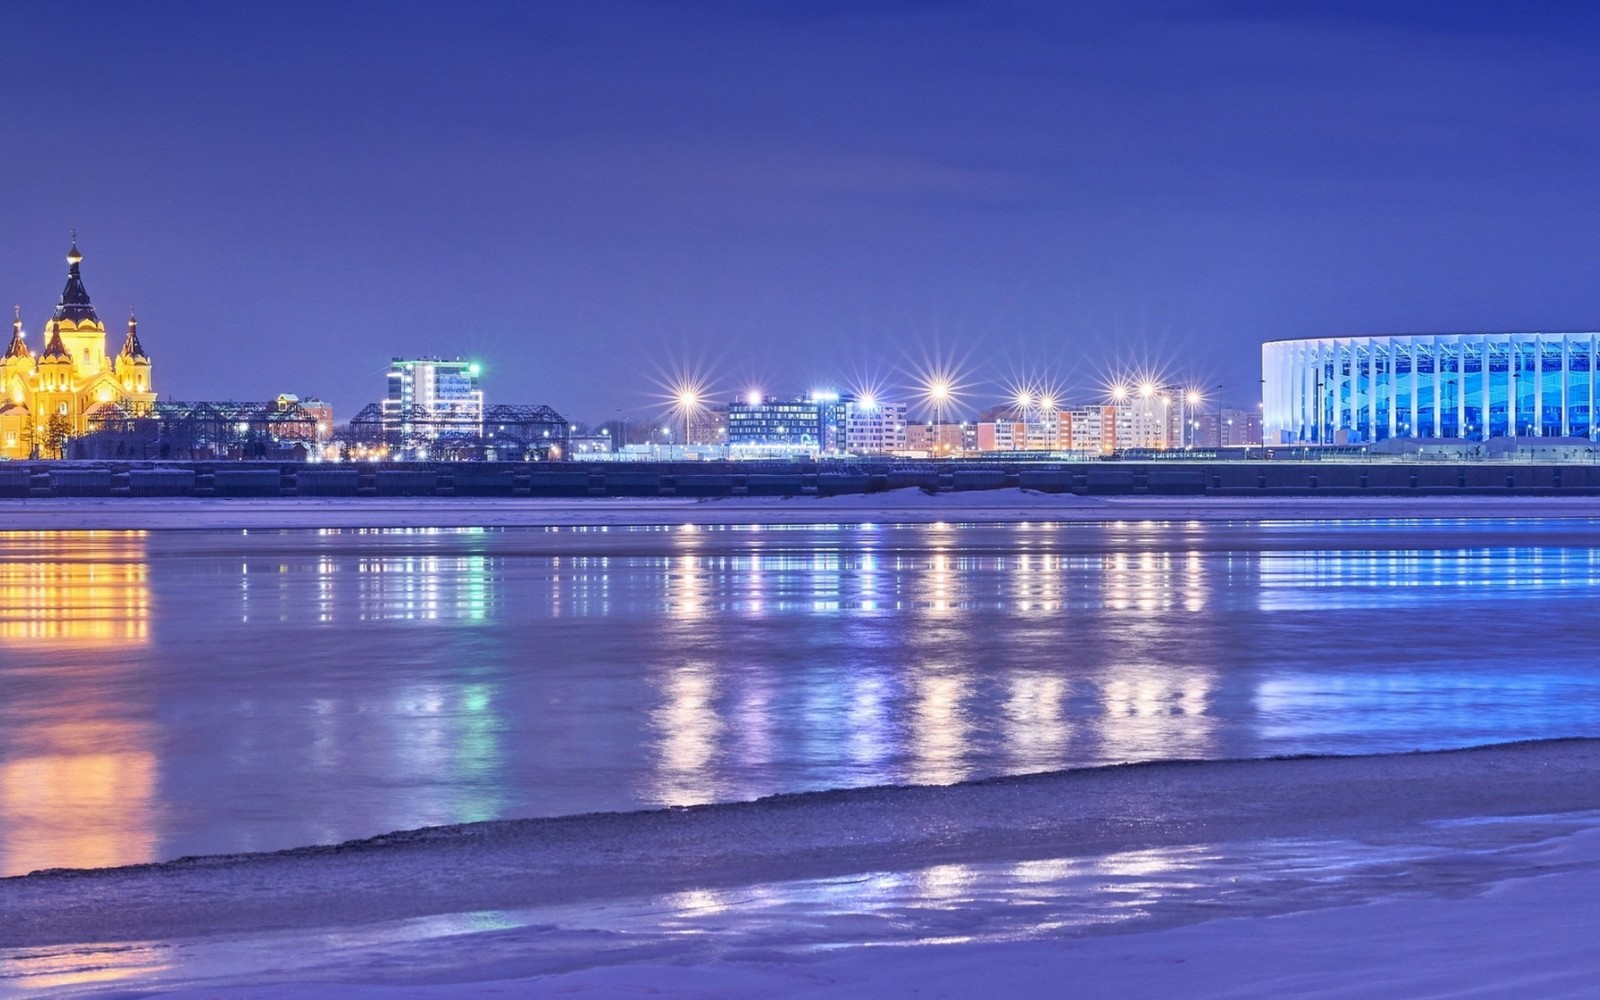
{"left": 1372, "top": 338, "right": 1383, "bottom": 440}
{"left": 1263, "top": 332, "right": 1600, "bottom": 445}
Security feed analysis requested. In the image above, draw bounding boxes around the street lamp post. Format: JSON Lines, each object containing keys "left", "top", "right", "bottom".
{"left": 1216, "top": 384, "right": 1225, "bottom": 449}
{"left": 1313, "top": 372, "right": 1323, "bottom": 445}
{"left": 673, "top": 387, "right": 702, "bottom": 452}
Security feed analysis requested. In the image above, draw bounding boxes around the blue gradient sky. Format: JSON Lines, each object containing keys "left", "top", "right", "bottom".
{"left": 4, "top": 1, "right": 1599, "bottom": 423}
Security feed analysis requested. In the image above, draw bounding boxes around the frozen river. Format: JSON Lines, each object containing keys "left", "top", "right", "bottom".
{"left": 5, "top": 517, "right": 1600, "bottom": 876}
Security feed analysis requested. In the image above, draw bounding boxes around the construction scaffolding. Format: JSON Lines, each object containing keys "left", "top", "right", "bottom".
{"left": 77, "top": 399, "right": 323, "bottom": 460}
{"left": 345, "top": 402, "right": 569, "bottom": 461}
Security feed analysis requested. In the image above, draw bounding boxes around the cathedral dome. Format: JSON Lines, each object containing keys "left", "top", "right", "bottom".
{"left": 49, "top": 236, "right": 104, "bottom": 332}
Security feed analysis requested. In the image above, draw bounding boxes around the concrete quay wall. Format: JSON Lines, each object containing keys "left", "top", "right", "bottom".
{"left": 4, "top": 460, "right": 1600, "bottom": 499}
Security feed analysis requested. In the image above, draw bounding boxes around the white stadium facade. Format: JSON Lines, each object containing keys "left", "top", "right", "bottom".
{"left": 1262, "top": 333, "right": 1600, "bottom": 445}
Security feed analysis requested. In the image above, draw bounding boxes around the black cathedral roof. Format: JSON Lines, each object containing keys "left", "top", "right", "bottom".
{"left": 120, "top": 313, "right": 149, "bottom": 361}
{"left": 4, "top": 311, "right": 28, "bottom": 360}
{"left": 54, "top": 240, "right": 100, "bottom": 326}
{"left": 41, "top": 322, "right": 72, "bottom": 359}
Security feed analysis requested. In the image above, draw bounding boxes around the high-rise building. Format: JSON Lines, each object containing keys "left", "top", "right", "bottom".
{"left": 842, "top": 399, "right": 907, "bottom": 454}
{"left": 382, "top": 358, "right": 484, "bottom": 456}
{"left": 904, "top": 421, "right": 975, "bottom": 456}
{"left": 1061, "top": 405, "right": 1117, "bottom": 454}
{"left": 976, "top": 418, "right": 1061, "bottom": 452}
{"left": 0, "top": 238, "right": 156, "bottom": 459}
{"left": 687, "top": 404, "right": 729, "bottom": 446}
{"left": 1193, "top": 407, "right": 1264, "bottom": 447}
{"left": 725, "top": 392, "right": 858, "bottom": 456}
{"left": 385, "top": 358, "right": 482, "bottom": 424}
{"left": 1114, "top": 387, "right": 1175, "bottom": 450}
{"left": 727, "top": 395, "right": 829, "bottom": 454}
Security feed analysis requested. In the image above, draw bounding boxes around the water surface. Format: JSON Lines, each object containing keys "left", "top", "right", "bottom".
{"left": 4, "top": 518, "right": 1600, "bottom": 874}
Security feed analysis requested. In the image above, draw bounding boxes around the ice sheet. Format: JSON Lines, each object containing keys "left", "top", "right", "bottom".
{"left": 9, "top": 490, "right": 1600, "bottom": 531}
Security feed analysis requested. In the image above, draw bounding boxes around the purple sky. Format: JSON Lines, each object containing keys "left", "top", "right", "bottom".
{"left": 4, "top": 1, "right": 1600, "bottom": 424}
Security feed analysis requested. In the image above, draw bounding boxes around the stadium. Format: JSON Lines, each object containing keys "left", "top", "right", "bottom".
{"left": 1262, "top": 333, "right": 1600, "bottom": 445}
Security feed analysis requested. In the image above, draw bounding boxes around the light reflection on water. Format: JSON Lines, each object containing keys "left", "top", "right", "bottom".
{"left": 0, "top": 532, "right": 158, "bottom": 875}
{"left": 3, "top": 519, "right": 1600, "bottom": 873}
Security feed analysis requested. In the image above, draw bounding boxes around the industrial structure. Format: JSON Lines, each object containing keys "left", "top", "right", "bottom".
{"left": 77, "top": 397, "right": 326, "bottom": 460}
{"left": 347, "top": 401, "right": 569, "bottom": 460}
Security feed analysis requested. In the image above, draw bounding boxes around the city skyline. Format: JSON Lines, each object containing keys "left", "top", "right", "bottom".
{"left": 7, "top": 3, "right": 1600, "bottom": 426}
{"left": 9, "top": 6, "right": 1600, "bottom": 997}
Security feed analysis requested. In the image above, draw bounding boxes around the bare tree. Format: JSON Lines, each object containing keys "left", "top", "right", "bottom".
{"left": 44, "top": 413, "right": 71, "bottom": 460}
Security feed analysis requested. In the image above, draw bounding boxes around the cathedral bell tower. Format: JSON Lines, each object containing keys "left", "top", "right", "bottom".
{"left": 115, "top": 309, "right": 154, "bottom": 404}
{"left": 35, "top": 319, "right": 77, "bottom": 455}
{"left": 2, "top": 307, "right": 31, "bottom": 405}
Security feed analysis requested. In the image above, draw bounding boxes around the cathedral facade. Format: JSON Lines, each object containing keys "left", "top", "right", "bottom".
{"left": 1, "top": 240, "right": 155, "bottom": 459}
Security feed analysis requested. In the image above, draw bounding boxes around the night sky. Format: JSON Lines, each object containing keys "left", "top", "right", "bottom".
{"left": 4, "top": 1, "right": 1600, "bottom": 424}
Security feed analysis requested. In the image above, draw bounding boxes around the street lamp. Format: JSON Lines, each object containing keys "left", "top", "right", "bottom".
{"left": 674, "top": 386, "right": 701, "bottom": 448}
{"left": 923, "top": 376, "right": 954, "bottom": 430}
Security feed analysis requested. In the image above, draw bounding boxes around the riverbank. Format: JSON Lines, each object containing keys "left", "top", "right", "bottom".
{"left": 6, "top": 741, "right": 1600, "bottom": 997}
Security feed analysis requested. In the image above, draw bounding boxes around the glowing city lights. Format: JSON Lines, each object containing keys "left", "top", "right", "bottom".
{"left": 627, "top": 352, "right": 1231, "bottom": 459}
{"left": 656, "top": 370, "right": 715, "bottom": 447}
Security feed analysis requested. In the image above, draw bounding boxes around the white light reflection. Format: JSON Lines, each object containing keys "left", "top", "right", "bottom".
{"left": 1096, "top": 670, "right": 1216, "bottom": 761}
{"left": 650, "top": 664, "right": 725, "bottom": 806}
{"left": 909, "top": 673, "right": 970, "bottom": 785}
{"left": 1003, "top": 675, "right": 1068, "bottom": 769}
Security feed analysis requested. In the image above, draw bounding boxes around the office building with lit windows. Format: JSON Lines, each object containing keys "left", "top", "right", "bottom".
{"left": 842, "top": 399, "right": 907, "bottom": 454}
{"left": 385, "top": 358, "right": 482, "bottom": 423}
{"left": 1263, "top": 334, "right": 1600, "bottom": 444}
{"left": 727, "top": 394, "right": 842, "bottom": 455}
{"left": 381, "top": 357, "right": 484, "bottom": 456}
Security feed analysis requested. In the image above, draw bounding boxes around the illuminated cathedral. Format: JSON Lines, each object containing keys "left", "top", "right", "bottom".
{"left": 0, "top": 238, "right": 155, "bottom": 459}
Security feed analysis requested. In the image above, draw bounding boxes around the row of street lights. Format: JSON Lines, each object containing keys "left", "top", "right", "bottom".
{"left": 666, "top": 376, "right": 1230, "bottom": 448}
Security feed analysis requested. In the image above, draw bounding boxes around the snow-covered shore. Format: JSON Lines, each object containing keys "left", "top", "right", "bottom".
{"left": 8, "top": 490, "right": 1600, "bottom": 530}
{"left": 7, "top": 741, "right": 1600, "bottom": 997}
{"left": 382, "top": 844, "right": 1600, "bottom": 1000}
